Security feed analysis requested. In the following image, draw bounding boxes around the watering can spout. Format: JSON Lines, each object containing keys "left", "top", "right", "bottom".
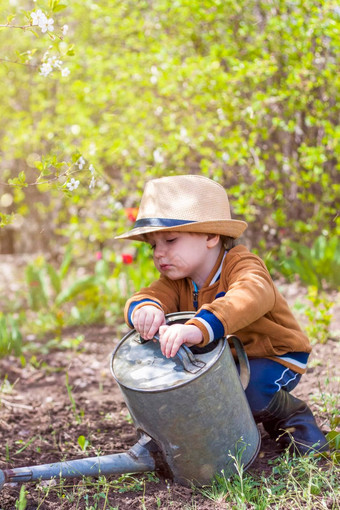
{"left": 0, "top": 435, "right": 156, "bottom": 491}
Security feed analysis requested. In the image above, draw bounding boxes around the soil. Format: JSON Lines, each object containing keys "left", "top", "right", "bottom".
{"left": 0, "top": 270, "right": 339, "bottom": 509}
{"left": 0, "top": 321, "right": 338, "bottom": 510}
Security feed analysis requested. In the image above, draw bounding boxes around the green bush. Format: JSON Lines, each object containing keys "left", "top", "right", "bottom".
{"left": 0, "top": 0, "right": 339, "bottom": 256}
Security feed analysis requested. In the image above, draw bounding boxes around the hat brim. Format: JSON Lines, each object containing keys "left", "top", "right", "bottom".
{"left": 115, "top": 219, "right": 248, "bottom": 241}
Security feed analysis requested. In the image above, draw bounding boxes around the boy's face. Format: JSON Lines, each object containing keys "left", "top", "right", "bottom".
{"left": 145, "top": 231, "right": 220, "bottom": 286}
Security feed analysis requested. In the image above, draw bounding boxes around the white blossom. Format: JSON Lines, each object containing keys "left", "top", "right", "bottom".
{"left": 70, "top": 125, "right": 81, "bottom": 135}
{"left": 40, "top": 18, "right": 54, "bottom": 33}
{"left": 111, "top": 200, "right": 123, "bottom": 210}
{"left": 62, "top": 24, "right": 69, "bottom": 36}
{"left": 40, "top": 62, "right": 53, "bottom": 77}
{"left": 155, "top": 106, "right": 163, "bottom": 116}
{"left": 66, "top": 178, "right": 80, "bottom": 191}
{"left": 31, "top": 10, "right": 54, "bottom": 33}
{"left": 150, "top": 66, "right": 159, "bottom": 84}
{"left": 40, "top": 55, "right": 68, "bottom": 78}
{"left": 179, "top": 127, "right": 190, "bottom": 143}
{"left": 89, "top": 143, "right": 97, "bottom": 155}
{"left": 217, "top": 108, "right": 225, "bottom": 121}
{"left": 153, "top": 148, "right": 164, "bottom": 164}
{"left": 31, "top": 9, "right": 44, "bottom": 25}
{"left": 89, "top": 165, "right": 96, "bottom": 188}
{"left": 50, "top": 56, "right": 63, "bottom": 68}
{"left": 76, "top": 156, "right": 86, "bottom": 169}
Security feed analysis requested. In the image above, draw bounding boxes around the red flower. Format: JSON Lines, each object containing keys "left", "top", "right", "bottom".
{"left": 95, "top": 251, "right": 103, "bottom": 260}
{"left": 122, "top": 253, "right": 133, "bottom": 264}
{"left": 125, "top": 207, "right": 139, "bottom": 223}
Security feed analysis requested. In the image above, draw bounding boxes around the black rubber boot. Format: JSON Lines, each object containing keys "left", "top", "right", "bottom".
{"left": 254, "top": 390, "right": 329, "bottom": 455}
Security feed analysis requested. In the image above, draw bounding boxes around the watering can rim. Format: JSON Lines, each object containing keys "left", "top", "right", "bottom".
{"left": 110, "top": 334, "right": 226, "bottom": 393}
{"left": 111, "top": 311, "right": 251, "bottom": 392}
{"left": 111, "top": 311, "right": 227, "bottom": 392}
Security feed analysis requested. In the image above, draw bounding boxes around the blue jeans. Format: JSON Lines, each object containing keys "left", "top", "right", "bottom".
{"left": 237, "top": 359, "right": 302, "bottom": 414}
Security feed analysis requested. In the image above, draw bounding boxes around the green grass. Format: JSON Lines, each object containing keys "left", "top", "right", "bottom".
{"left": 14, "top": 453, "right": 339, "bottom": 510}
{"left": 15, "top": 473, "right": 159, "bottom": 510}
{"left": 200, "top": 450, "right": 339, "bottom": 510}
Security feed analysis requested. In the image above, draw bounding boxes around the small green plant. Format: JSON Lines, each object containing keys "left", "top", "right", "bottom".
{"left": 24, "top": 246, "right": 110, "bottom": 330}
{"left": 78, "top": 435, "right": 90, "bottom": 452}
{"left": 304, "top": 286, "right": 334, "bottom": 344}
{"left": 15, "top": 485, "right": 28, "bottom": 510}
{"left": 65, "top": 373, "right": 83, "bottom": 424}
{"left": 0, "top": 375, "right": 16, "bottom": 394}
{"left": 14, "top": 435, "right": 39, "bottom": 456}
{"left": 0, "top": 312, "right": 23, "bottom": 358}
{"left": 5, "top": 441, "right": 11, "bottom": 462}
{"left": 121, "top": 409, "right": 134, "bottom": 424}
{"left": 277, "top": 234, "right": 340, "bottom": 290}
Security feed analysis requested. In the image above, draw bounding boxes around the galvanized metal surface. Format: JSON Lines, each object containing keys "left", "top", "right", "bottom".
{"left": 112, "top": 312, "right": 261, "bottom": 487}
{"left": 0, "top": 436, "right": 155, "bottom": 490}
{"left": 112, "top": 330, "right": 222, "bottom": 391}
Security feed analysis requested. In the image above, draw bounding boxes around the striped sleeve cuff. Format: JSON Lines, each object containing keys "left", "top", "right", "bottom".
{"left": 127, "top": 299, "right": 163, "bottom": 327}
{"left": 186, "top": 309, "right": 225, "bottom": 347}
{"left": 272, "top": 352, "right": 310, "bottom": 374}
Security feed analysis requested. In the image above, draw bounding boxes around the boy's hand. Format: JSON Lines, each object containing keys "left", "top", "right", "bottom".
{"left": 132, "top": 305, "right": 166, "bottom": 340}
{"left": 158, "top": 324, "right": 203, "bottom": 358}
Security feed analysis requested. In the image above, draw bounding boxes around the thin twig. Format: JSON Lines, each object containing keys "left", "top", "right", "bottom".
{"left": 0, "top": 24, "right": 31, "bottom": 29}
{"left": 0, "top": 398, "right": 33, "bottom": 410}
{"left": 0, "top": 58, "right": 38, "bottom": 68}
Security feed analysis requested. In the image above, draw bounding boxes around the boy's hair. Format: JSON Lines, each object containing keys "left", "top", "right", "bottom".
{"left": 220, "top": 236, "right": 237, "bottom": 250}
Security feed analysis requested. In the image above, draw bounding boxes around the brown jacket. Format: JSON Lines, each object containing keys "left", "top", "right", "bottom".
{"left": 124, "top": 245, "right": 311, "bottom": 374}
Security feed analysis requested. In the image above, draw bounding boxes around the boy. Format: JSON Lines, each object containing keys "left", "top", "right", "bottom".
{"left": 116, "top": 174, "right": 328, "bottom": 455}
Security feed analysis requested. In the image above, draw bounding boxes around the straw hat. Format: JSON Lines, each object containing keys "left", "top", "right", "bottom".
{"left": 116, "top": 175, "right": 247, "bottom": 241}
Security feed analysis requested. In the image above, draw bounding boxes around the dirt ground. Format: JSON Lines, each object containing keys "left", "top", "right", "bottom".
{"left": 0, "top": 313, "right": 338, "bottom": 510}
{"left": 0, "top": 257, "right": 339, "bottom": 510}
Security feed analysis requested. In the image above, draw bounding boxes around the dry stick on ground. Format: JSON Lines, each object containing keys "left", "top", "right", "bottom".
{"left": 0, "top": 398, "right": 33, "bottom": 410}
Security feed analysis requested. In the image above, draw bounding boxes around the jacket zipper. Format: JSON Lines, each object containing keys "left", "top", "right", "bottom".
{"left": 192, "top": 281, "right": 199, "bottom": 311}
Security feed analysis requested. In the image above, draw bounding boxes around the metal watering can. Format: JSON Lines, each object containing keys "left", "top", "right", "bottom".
{"left": 0, "top": 312, "right": 260, "bottom": 490}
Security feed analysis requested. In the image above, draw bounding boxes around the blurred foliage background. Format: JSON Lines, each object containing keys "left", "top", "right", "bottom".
{"left": 0, "top": 0, "right": 339, "bottom": 354}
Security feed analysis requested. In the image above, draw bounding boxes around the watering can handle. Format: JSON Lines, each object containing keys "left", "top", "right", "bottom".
{"left": 175, "top": 344, "right": 206, "bottom": 374}
{"left": 177, "top": 335, "right": 250, "bottom": 387}
{"left": 150, "top": 334, "right": 205, "bottom": 374}
{"left": 139, "top": 329, "right": 250, "bottom": 386}
{"left": 227, "top": 335, "right": 250, "bottom": 390}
